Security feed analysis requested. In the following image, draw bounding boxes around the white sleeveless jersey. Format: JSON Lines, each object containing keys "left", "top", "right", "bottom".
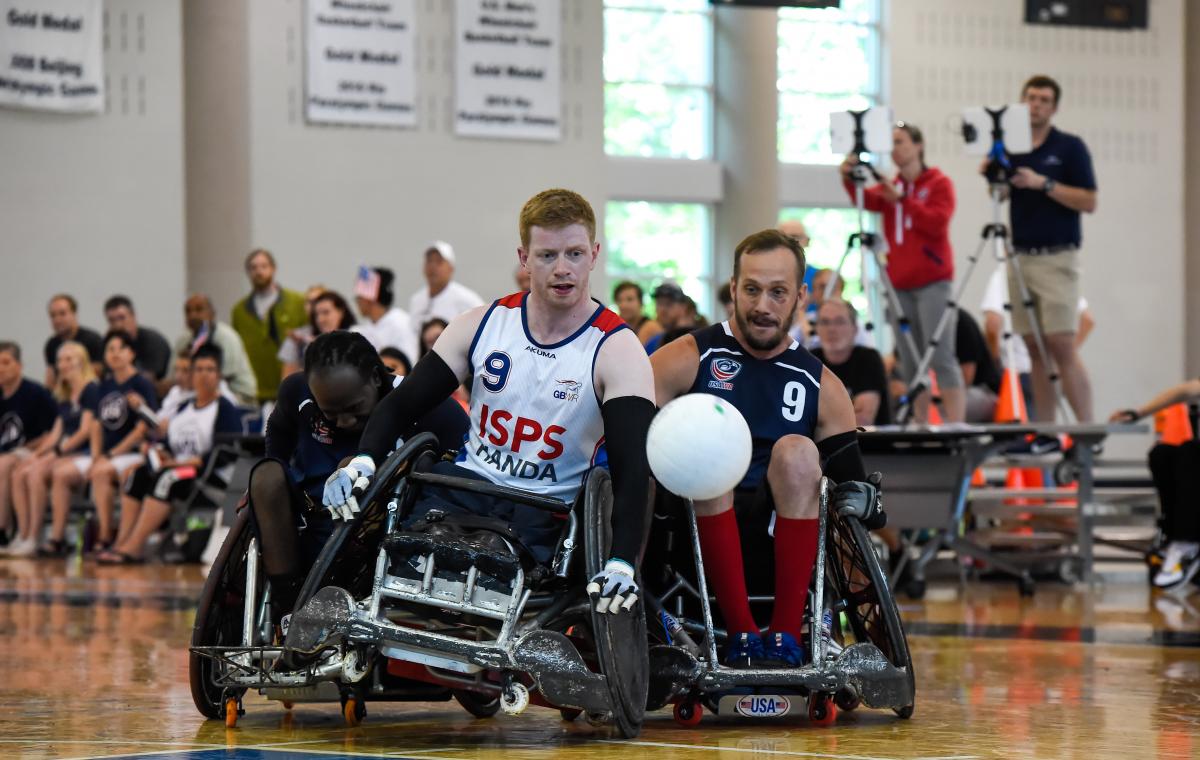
{"left": 456, "top": 292, "right": 627, "bottom": 501}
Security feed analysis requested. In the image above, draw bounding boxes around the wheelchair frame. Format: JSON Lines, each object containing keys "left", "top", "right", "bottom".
{"left": 189, "top": 433, "right": 648, "bottom": 737}
{"left": 644, "top": 477, "right": 916, "bottom": 725}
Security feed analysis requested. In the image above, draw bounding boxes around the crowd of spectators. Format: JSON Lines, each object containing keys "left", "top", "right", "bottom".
{"left": 0, "top": 76, "right": 1109, "bottom": 566}
{"left": 0, "top": 239, "right": 496, "bottom": 561}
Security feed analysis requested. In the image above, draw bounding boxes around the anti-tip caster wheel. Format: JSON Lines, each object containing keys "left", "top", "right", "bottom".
{"left": 223, "top": 696, "right": 242, "bottom": 729}
{"left": 673, "top": 701, "right": 703, "bottom": 728}
{"left": 499, "top": 682, "right": 530, "bottom": 715}
{"left": 1053, "top": 459, "right": 1080, "bottom": 486}
{"left": 281, "top": 700, "right": 294, "bottom": 711}
{"left": 1057, "top": 557, "right": 1082, "bottom": 584}
{"left": 808, "top": 694, "right": 838, "bottom": 727}
{"left": 342, "top": 696, "right": 366, "bottom": 727}
{"left": 834, "top": 688, "right": 861, "bottom": 712}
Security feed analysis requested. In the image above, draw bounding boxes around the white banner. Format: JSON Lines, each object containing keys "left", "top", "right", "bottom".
{"left": 455, "top": 0, "right": 561, "bottom": 141}
{"left": 305, "top": 0, "right": 416, "bottom": 128}
{"left": 0, "top": 0, "right": 103, "bottom": 113}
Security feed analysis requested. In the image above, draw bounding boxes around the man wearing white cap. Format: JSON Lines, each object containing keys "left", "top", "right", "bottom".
{"left": 408, "top": 241, "right": 485, "bottom": 334}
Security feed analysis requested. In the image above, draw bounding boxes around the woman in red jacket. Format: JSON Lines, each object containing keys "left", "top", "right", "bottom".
{"left": 839, "top": 122, "right": 965, "bottom": 423}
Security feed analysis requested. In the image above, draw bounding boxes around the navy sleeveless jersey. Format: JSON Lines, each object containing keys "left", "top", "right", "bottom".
{"left": 687, "top": 321, "right": 823, "bottom": 491}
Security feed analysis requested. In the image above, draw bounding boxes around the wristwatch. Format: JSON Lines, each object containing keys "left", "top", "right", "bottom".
{"left": 1043, "top": 178, "right": 1057, "bottom": 193}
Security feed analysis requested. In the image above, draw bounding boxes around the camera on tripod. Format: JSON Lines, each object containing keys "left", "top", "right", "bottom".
{"left": 961, "top": 103, "right": 1031, "bottom": 186}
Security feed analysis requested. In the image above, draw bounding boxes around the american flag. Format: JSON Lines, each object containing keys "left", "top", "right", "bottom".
{"left": 354, "top": 266, "right": 381, "bottom": 301}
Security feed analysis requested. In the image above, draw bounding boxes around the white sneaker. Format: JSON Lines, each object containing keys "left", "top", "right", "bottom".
{"left": 8, "top": 538, "right": 37, "bottom": 558}
{"left": 1154, "top": 541, "right": 1200, "bottom": 588}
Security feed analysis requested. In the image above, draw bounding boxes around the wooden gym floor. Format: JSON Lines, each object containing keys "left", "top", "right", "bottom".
{"left": 1, "top": 559, "right": 1198, "bottom": 760}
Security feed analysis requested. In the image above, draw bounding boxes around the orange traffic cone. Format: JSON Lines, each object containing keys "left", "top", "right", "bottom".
{"left": 1003, "top": 466, "right": 1027, "bottom": 506}
{"left": 1021, "top": 466, "right": 1045, "bottom": 506}
{"left": 993, "top": 367, "right": 1028, "bottom": 423}
{"left": 1156, "top": 403, "right": 1195, "bottom": 446}
{"left": 971, "top": 468, "right": 987, "bottom": 487}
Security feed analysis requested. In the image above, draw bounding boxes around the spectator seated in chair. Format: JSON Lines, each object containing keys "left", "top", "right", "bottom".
{"left": 811, "top": 299, "right": 890, "bottom": 427}
{"left": 1110, "top": 379, "right": 1200, "bottom": 592}
{"left": 4, "top": 342, "right": 97, "bottom": 558}
{"left": 97, "top": 344, "right": 242, "bottom": 564}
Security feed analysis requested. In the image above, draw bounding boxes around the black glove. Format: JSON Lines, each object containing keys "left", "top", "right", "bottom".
{"left": 833, "top": 472, "right": 886, "bottom": 529}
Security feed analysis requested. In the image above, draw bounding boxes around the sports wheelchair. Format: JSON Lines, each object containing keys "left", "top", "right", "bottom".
{"left": 189, "top": 433, "right": 649, "bottom": 737}
{"left": 641, "top": 477, "right": 915, "bottom": 726}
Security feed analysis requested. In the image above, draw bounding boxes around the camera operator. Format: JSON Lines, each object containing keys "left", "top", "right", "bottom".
{"left": 996, "top": 75, "right": 1098, "bottom": 430}
{"left": 840, "top": 122, "right": 964, "bottom": 423}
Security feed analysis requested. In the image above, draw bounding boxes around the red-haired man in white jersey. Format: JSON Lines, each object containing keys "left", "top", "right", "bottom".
{"left": 325, "top": 188, "right": 657, "bottom": 614}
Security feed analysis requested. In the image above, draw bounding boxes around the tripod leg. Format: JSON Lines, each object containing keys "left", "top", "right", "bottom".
{"left": 1006, "top": 253, "right": 1073, "bottom": 422}
{"left": 891, "top": 233, "right": 992, "bottom": 424}
{"left": 826, "top": 236, "right": 855, "bottom": 301}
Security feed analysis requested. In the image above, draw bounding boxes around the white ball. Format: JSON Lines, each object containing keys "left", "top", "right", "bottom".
{"left": 647, "top": 393, "right": 752, "bottom": 501}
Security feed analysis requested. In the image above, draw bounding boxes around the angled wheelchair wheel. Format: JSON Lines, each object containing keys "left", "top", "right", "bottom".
{"left": 583, "top": 467, "right": 649, "bottom": 739}
{"left": 825, "top": 511, "right": 915, "bottom": 719}
{"left": 189, "top": 507, "right": 262, "bottom": 720}
{"left": 293, "top": 435, "right": 441, "bottom": 613}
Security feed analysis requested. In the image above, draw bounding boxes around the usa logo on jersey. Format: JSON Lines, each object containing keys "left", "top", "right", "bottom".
{"left": 708, "top": 357, "right": 742, "bottom": 391}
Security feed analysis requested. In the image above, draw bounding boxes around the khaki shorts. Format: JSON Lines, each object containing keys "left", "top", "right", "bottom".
{"left": 1007, "top": 248, "right": 1080, "bottom": 336}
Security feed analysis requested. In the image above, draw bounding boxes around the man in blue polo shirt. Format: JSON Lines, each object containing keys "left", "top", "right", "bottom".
{"left": 1006, "top": 74, "right": 1097, "bottom": 429}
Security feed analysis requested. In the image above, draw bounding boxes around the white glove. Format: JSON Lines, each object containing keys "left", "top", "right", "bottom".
{"left": 586, "top": 558, "right": 639, "bottom": 614}
{"left": 322, "top": 455, "right": 376, "bottom": 521}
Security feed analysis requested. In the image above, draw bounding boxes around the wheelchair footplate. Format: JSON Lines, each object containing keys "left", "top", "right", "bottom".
{"left": 648, "top": 641, "right": 913, "bottom": 717}
{"left": 190, "top": 585, "right": 371, "bottom": 691}
{"left": 295, "top": 526, "right": 619, "bottom": 717}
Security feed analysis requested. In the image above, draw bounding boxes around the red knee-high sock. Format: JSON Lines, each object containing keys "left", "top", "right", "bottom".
{"left": 695, "top": 509, "right": 759, "bottom": 636}
{"left": 770, "top": 516, "right": 819, "bottom": 639}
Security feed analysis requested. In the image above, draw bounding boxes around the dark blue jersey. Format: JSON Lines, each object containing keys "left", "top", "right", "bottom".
{"left": 687, "top": 321, "right": 823, "bottom": 491}
{"left": 1009, "top": 127, "right": 1096, "bottom": 248}
{"left": 0, "top": 378, "right": 58, "bottom": 452}
{"left": 266, "top": 372, "right": 470, "bottom": 501}
{"left": 83, "top": 374, "right": 159, "bottom": 453}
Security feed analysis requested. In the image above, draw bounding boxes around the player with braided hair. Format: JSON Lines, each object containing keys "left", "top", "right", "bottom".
{"left": 247, "top": 330, "right": 469, "bottom": 621}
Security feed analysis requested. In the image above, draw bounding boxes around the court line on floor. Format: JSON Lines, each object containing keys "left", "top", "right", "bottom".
{"left": 56, "top": 745, "right": 474, "bottom": 760}
{"left": 601, "top": 739, "right": 979, "bottom": 760}
{"left": 0, "top": 740, "right": 228, "bottom": 748}
{"left": 250, "top": 740, "right": 469, "bottom": 757}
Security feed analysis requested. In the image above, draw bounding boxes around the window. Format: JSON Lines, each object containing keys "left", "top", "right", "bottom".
{"left": 605, "top": 201, "right": 713, "bottom": 321}
{"left": 779, "top": 206, "right": 866, "bottom": 303}
{"left": 604, "top": 0, "right": 713, "bottom": 159}
{"left": 777, "top": 0, "right": 882, "bottom": 164}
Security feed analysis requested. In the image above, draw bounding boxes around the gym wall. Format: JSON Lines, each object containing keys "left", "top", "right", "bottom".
{"left": 185, "top": 0, "right": 605, "bottom": 325}
{"left": 0, "top": 0, "right": 186, "bottom": 373}
{"left": 891, "top": 0, "right": 1185, "bottom": 451}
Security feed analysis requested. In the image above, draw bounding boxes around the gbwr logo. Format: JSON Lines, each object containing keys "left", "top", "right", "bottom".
{"left": 552, "top": 378, "right": 581, "bottom": 402}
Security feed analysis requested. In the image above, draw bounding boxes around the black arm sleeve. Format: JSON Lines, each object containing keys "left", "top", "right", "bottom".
{"left": 600, "top": 395, "right": 657, "bottom": 567}
{"left": 412, "top": 396, "right": 470, "bottom": 454}
{"left": 359, "top": 350, "right": 461, "bottom": 463}
{"left": 817, "top": 430, "right": 867, "bottom": 483}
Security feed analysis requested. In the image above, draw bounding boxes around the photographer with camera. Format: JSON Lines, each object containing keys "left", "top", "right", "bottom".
{"left": 840, "top": 122, "right": 965, "bottom": 423}
{"left": 997, "top": 75, "right": 1098, "bottom": 430}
